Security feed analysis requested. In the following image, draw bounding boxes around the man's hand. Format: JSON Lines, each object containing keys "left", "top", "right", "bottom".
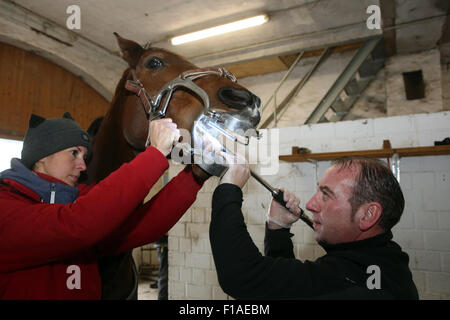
{"left": 150, "top": 118, "right": 180, "bottom": 156}
{"left": 267, "top": 188, "right": 301, "bottom": 229}
{"left": 219, "top": 151, "right": 250, "bottom": 189}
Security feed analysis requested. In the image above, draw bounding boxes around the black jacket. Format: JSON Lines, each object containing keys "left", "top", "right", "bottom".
{"left": 210, "top": 184, "right": 418, "bottom": 300}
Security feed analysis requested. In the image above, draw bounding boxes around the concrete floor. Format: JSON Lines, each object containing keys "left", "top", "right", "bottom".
{"left": 137, "top": 279, "right": 158, "bottom": 300}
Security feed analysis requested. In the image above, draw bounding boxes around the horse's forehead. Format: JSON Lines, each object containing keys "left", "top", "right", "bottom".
{"left": 142, "top": 48, "right": 172, "bottom": 58}
{"left": 141, "top": 48, "right": 195, "bottom": 67}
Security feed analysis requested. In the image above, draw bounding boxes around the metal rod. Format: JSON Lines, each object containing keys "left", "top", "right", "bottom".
{"left": 250, "top": 169, "right": 277, "bottom": 194}
{"left": 262, "top": 51, "right": 305, "bottom": 113}
{"left": 259, "top": 47, "right": 329, "bottom": 129}
{"left": 390, "top": 153, "right": 400, "bottom": 183}
{"left": 250, "top": 169, "right": 314, "bottom": 229}
{"left": 273, "top": 92, "right": 278, "bottom": 127}
{"left": 208, "top": 121, "right": 238, "bottom": 142}
{"left": 305, "top": 37, "right": 381, "bottom": 124}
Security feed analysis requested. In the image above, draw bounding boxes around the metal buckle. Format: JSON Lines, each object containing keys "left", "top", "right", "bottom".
{"left": 220, "top": 68, "right": 237, "bottom": 83}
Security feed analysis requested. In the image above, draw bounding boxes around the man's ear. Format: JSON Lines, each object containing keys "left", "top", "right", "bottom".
{"left": 114, "top": 32, "right": 144, "bottom": 68}
{"left": 359, "top": 203, "right": 382, "bottom": 231}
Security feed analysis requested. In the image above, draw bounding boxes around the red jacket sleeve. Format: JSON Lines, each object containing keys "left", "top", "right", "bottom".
{"left": 0, "top": 146, "right": 168, "bottom": 272}
{"left": 96, "top": 165, "right": 203, "bottom": 255}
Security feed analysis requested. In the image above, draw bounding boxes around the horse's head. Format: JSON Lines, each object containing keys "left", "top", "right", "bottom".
{"left": 114, "top": 33, "right": 261, "bottom": 156}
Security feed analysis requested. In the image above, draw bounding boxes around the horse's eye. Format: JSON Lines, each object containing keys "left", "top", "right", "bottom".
{"left": 146, "top": 57, "right": 165, "bottom": 69}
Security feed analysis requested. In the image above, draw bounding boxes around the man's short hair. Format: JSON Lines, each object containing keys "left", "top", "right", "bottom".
{"left": 332, "top": 157, "right": 405, "bottom": 231}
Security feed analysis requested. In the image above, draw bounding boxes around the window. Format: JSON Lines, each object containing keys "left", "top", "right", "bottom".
{"left": 402, "top": 70, "right": 425, "bottom": 100}
{"left": 0, "top": 138, "right": 23, "bottom": 171}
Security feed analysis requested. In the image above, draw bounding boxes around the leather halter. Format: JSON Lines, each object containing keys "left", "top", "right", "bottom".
{"left": 124, "top": 67, "right": 237, "bottom": 147}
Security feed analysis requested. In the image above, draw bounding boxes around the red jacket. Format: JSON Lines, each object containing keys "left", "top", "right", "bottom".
{"left": 0, "top": 146, "right": 202, "bottom": 299}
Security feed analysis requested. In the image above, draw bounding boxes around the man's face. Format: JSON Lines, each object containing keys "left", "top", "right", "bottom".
{"left": 305, "top": 165, "right": 361, "bottom": 245}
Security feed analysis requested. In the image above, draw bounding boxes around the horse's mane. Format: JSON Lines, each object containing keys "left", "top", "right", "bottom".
{"left": 79, "top": 67, "right": 133, "bottom": 184}
{"left": 110, "top": 68, "right": 133, "bottom": 110}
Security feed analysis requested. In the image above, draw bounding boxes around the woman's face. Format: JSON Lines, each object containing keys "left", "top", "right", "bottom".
{"left": 34, "top": 146, "right": 88, "bottom": 186}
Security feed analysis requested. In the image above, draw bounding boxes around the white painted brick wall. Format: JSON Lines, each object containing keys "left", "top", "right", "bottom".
{"left": 168, "top": 111, "right": 450, "bottom": 300}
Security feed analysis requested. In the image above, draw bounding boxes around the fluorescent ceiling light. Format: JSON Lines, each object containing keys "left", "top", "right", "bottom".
{"left": 171, "top": 14, "right": 269, "bottom": 45}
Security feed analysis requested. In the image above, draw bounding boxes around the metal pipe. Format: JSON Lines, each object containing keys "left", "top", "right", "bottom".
{"left": 273, "top": 93, "right": 278, "bottom": 127}
{"left": 263, "top": 51, "right": 305, "bottom": 113}
{"left": 305, "top": 37, "right": 381, "bottom": 124}
{"left": 259, "top": 47, "right": 329, "bottom": 129}
{"left": 250, "top": 169, "right": 314, "bottom": 229}
{"left": 390, "top": 153, "right": 400, "bottom": 183}
{"left": 276, "top": 47, "right": 330, "bottom": 121}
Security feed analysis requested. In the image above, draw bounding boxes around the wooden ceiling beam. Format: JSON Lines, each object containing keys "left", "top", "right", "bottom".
{"left": 225, "top": 40, "right": 364, "bottom": 78}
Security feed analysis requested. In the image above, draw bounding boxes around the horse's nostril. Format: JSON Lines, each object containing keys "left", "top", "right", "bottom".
{"left": 218, "top": 87, "right": 254, "bottom": 110}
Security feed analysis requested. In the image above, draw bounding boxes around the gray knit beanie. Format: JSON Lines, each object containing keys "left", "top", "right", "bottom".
{"left": 21, "top": 112, "right": 91, "bottom": 169}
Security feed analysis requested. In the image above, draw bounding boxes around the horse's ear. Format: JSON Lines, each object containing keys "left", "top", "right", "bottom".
{"left": 114, "top": 32, "right": 144, "bottom": 68}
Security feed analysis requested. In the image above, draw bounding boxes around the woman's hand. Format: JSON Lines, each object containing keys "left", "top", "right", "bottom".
{"left": 150, "top": 118, "right": 180, "bottom": 156}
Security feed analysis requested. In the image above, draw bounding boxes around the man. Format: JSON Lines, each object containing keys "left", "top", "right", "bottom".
{"left": 210, "top": 156, "right": 418, "bottom": 299}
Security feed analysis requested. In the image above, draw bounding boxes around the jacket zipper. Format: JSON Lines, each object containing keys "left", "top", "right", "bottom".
{"left": 50, "top": 183, "right": 56, "bottom": 204}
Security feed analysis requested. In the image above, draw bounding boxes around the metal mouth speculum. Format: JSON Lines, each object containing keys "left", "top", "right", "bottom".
{"left": 191, "top": 110, "right": 262, "bottom": 177}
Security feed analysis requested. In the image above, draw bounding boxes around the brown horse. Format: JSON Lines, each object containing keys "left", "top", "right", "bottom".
{"left": 84, "top": 33, "right": 261, "bottom": 299}
{"left": 85, "top": 33, "right": 261, "bottom": 184}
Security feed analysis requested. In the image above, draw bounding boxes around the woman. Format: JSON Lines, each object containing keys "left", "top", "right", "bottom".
{"left": 0, "top": 113, "right": 204, "bottom": 299}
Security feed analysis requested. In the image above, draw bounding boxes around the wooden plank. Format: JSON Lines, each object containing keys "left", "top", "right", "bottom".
{"left": 279, "top": 145, "right": 450, "bottom": 162}
{"left": 224, "top": 41, "right": 364, "bottom": 79}
{"left": 224, "top": 56, "right": 288, "bottom": 78}
{"left": 0, "top": 129, "right": 24, "bottom": 141}
{"left": 279, "top": 53, "right": 302, "bottom": 68}
{"left": 279, "top": 149, "right": 393, "bottom": 162}
{"left": 393, "top": 145, "right": 450, "bottom": 157}
{"left": 0, "top": 42, "right": 110, "bottom": 139}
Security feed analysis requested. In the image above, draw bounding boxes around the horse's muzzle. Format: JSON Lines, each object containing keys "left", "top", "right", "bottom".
{"left": 218, "top": 87, "right": 255, "bottom": 109}
{"left": 218, "top": 87, "right": 261, "bottom": 127}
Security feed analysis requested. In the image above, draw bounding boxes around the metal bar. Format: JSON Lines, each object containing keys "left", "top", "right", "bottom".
{"left": 273, "top": 93, "right": 278, "bottom": 127}
{"left": 250, "top": 169, "right": 277, "bottom": 194}
{"left": 275, "top": 47, "right": 330, "bottom": 124}
{"left": 250, "top": 170, "right": 314, "bottom": 230}
{"left": 259, "top": 47, "right": 330, "bottom": 129}
{"left": 305, "top": 37, "right": 381, "bottom": 124}
{"left": 262, "top": 51, "right": 304, "bottom": 113}
{"left": 390, "top": 153, "right": 400, "bottom": 183}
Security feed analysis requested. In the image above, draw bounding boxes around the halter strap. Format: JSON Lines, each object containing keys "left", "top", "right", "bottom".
{"left": 124, "top": 67, "right": 238, "bottom": 147}
{"left": 180, "top": 67, "right": 237, "bottom": 82}
{"left": 125, "top": 67, "right": 237, "bottom": 118}
{"left": 124, "top": 69, "right": 153, "bottom": 117}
